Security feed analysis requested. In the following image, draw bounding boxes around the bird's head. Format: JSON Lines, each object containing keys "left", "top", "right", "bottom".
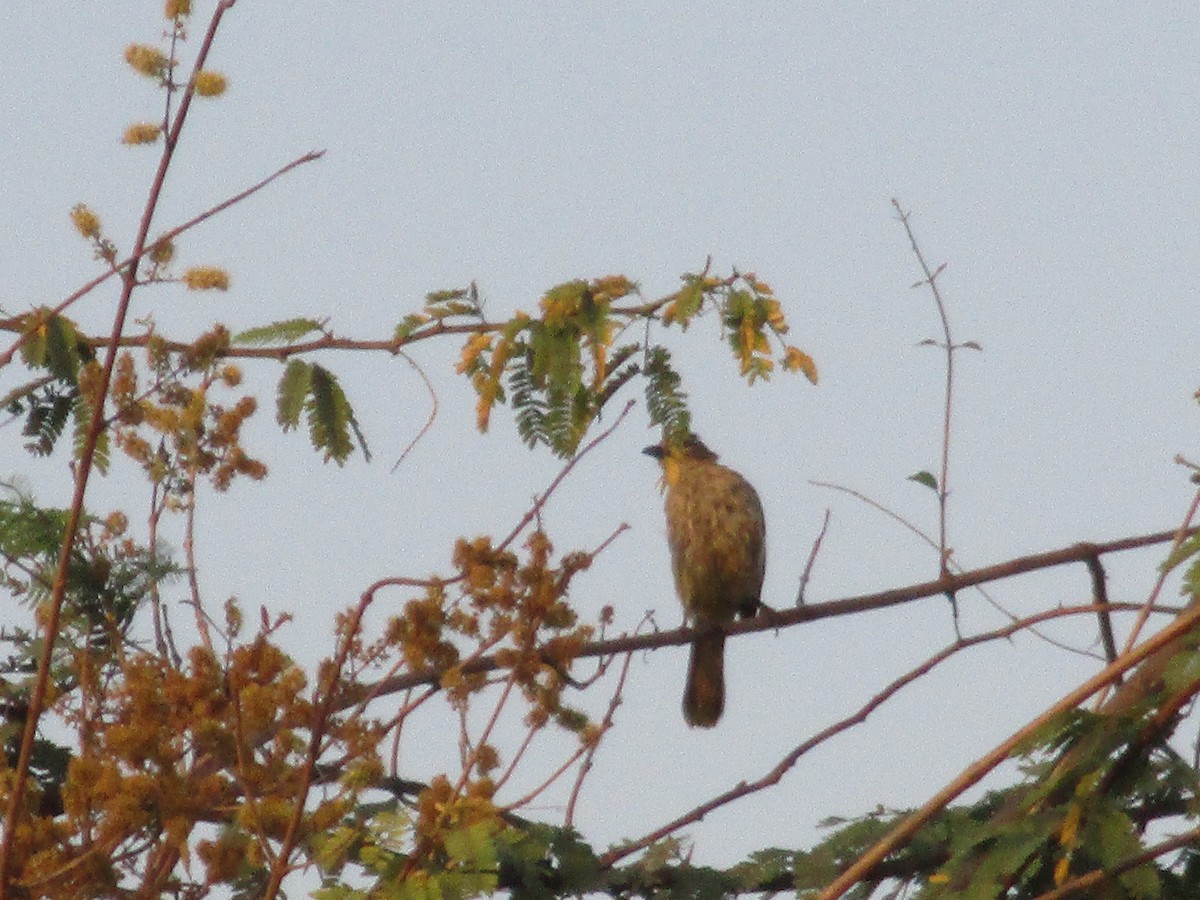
{"left": 643, "top": 433, "right": 718, "bottom": 487}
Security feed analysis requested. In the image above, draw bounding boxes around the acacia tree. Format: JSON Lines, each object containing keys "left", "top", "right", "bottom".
{"left": 2, "top": 4, "right": 1200, "bottom": 899}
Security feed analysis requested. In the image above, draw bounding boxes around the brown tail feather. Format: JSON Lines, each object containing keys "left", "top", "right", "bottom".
{"left": 684, "top": 628, "right": 725, "bottom": 727}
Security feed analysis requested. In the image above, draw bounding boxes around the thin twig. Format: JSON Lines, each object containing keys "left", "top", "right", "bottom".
{"left": 496, "top": 398, "right": 635, "bottom": 552}
{"left": 893, "top": 199, "right": 982, "bottom": 640}
{"left": 797, "top": 509, "right": 830, "bottom": 605}
{"left": 1114, "top": 487, "right": 1200, "bottom": 657}
{"left": 390, "top": 349, "right": 439, "bottom": 471}
{"left": 183, "top": 481, "right": 214, "bottom": 653}
{"left": 813, "top": 479, "right": 1101, "bottom": 659}
{"left": 565, "top": 649, "right": 634, "bottom": 827}
{"left": 1030, "top": 824, "right": 1200, "bottom": 898}
{"left": 891, "top": 199, "right": 956, "bottom": 582}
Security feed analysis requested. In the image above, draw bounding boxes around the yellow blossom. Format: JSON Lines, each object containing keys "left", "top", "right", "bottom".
{"left": 182, "top": 267, "right": 230, "bottom": 291}
{"left": 124, "top": 43, "right": 168, "bottom": 78}
{"left": 193, "top": 70, "right": 227, "bottom": 97}
{"left": 70, "top": 204, "right": 101, "bottom": 239}
{"left": 123, "top": 122, "right": 162, "bottom": 145}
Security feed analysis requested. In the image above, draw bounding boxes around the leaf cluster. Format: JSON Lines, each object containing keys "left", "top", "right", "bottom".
{"left": 455, "top": 271, "right": 816, "bottom": 457}
{"left": 276, "top": 358, "right": 370, "bottom": 465}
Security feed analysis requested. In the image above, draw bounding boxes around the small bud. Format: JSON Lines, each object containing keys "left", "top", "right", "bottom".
{"left": 124, "top": 44, "right": 168, "bottom": 79}
{"left": 220, "top": 364, "right": 243, "bottom": 387}
{"left": 123, "top": 122, "right": 163, "bottom": 145}
{"left": 164, "top": 0, "right": 191, "bottom": 17}
{"left": 182, "top": 267, "right": 230, "bottom": 291}
{"left": 70, "top": 204, "right": 101, "bottom": 239}
{"left": 193, "top": 70, "right": 227, "bottom": 97}
{"left": 148, "top": 237, "right": 175, "bottom": 264}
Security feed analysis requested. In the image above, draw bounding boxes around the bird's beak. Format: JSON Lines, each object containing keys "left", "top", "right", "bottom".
{"left": 642, "top": 444, "right": 664, "bottom": 459}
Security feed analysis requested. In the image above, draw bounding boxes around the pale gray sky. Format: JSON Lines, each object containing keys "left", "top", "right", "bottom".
{"left": 2, "top": 2, "right": 1197, "bottom": 874}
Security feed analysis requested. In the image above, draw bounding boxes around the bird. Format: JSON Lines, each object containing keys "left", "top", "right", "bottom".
{"left": 643, "top": 433, "right": 766, "bottom": 727}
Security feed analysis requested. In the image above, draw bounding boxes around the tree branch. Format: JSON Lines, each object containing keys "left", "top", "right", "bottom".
{"left": 349, "top": 525, "right": 1196, "bottom": 705}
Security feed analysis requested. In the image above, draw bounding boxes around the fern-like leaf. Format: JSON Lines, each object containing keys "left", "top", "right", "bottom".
{"left": 22, "top": 386, "right": 75, "bottom": 457}
{"left": 44, "top": 314, "right": 84, "bottom": 383}
{"left": 306, "top": 364, "right": 355, "bottom": 465}
{"left": 19, "top": 310, "right": 84, "bottom": 384}
{"left": 509, "top": 361, "right": 548, "bottom": 449}
{"left": 72, "top": 393, "right": 109, "bottom": 475}
{"left": 276, "top": 359, "right": 312, "bottom": 430}
{"left": 644, "top": 346, "right": 690, "bottom": 442}
{"left": 592, "top": 344, "right": 640, "bottom": 416}
{"left": 234, "top": 318, "right": 325, "bottom": 347}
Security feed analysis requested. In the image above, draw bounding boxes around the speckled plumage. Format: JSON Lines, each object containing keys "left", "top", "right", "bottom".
{"left": 644, "top": 435, "right": 766, "bottom": 727}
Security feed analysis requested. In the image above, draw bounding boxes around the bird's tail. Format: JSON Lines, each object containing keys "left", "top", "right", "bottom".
{"left": 684, "top": 627, "right": 725, "bottom": 727}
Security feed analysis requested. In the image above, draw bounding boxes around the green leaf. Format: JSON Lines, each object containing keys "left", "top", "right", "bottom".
{"left": 18, "top": 311, "right": 83, "bottom": 383}
{"left": 509, "top": 361, "right": 548, "bottom": 449}
{"left": 276, "top": 359, "right": 312, "bottom": 430}
{"left": 19, "top": 315, "right": 48, "bottom": 370}
{"left": 22, "top": 386, "right": 75, "bottom": 457}
{"left": 1182, "top": 555, "right": 1200, "bottom": 599}
{"left": 1163, "top": 531, "right": 1200, "bottom": 575}
{"left": 311, "top": 886, "right": 369, "bottom": 900}
{"left": 395, "top": 313, "right": 430, "bottom": 342}
{"left": 643, "top": 346, "right": 690, "bottom": 442}
{"left": 313, "top": 825, "right": 361, "bottom": 874}
{"left": 233, "top": 318, "right": 325, "bottom": 346}
{"left": 44, "top": 314, "right": 83, "bottom": 383}
{"left": 306, "top": 364, "right": 356, "bottom": 465}
{"left": 0, "top": 489, "right": 70, "bottom": 560}
{"left": 956, "top": 825, "right": 1046, "bottom": 897}
{"left": 908, "top": 470, "right": 938, "bottom": 491}
{"left": 667, "top": 277, "right": 705, "bottom": 328}
{"left": 425, "top": 283, "right": 482, "bottom": 319}
{"left": 72, "top": 393, "right": 108, "bottom": 475}
{"left": 1162, "top": 643, "right": 1200, "bottom": 695}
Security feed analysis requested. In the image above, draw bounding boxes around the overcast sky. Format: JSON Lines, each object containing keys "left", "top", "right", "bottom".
{"left": 3, "top": 2, "right": 1198, "bottom": 875}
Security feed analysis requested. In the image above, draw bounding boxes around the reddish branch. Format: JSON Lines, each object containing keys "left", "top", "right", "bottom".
{"left": 349, "top": 525, "right": 1195, "bottom": 706}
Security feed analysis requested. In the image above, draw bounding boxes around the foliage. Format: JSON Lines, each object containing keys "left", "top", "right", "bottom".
{"left": 1, "top": 3, "right": 1199, "bottom": 900}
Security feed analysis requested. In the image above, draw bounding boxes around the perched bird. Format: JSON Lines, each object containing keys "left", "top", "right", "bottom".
{"left": 644, "top": 434, "right": 766, "bottom": 727}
